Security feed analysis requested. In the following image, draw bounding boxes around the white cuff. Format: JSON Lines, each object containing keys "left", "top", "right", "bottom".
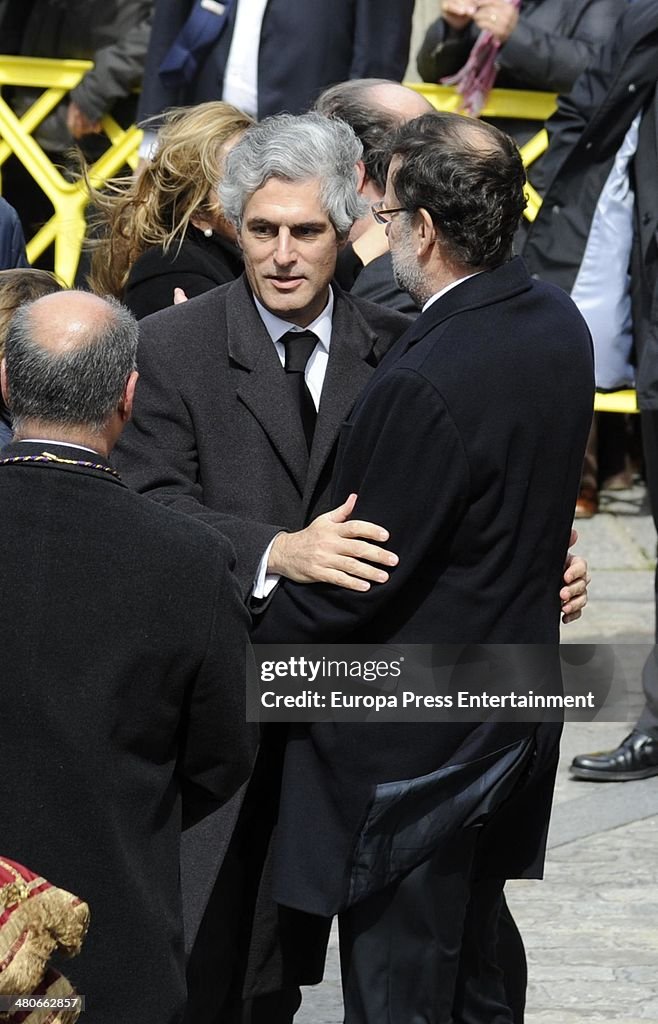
{"left": 252, "top": 536, "right": 282, "bottom": 599}
{"left": 138, "top": 129, "right": 159, "bottom": 161}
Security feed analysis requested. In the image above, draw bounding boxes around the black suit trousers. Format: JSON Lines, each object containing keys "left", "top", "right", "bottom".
{"left": 637, "top": 410, "right": 658, "bottom": 732}
{"left": 338, "top": 827, "right": 514, "bottom": 1024}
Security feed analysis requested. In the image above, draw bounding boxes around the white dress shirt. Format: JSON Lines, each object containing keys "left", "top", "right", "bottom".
{"left": 18, "top": 439, "right": 100, "bottom": 455}
{"left": 139, "top": 0, "right": 269, "bottom": 159}
{"left": 252, "top": 288, "right": 334, "bottom": 597}
{"left": 222, "top": 0, "right": 269, "bottom": 117}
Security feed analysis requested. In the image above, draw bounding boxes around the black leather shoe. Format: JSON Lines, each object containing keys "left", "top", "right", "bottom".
{"left": 570, "top": 730, "right": 658, "bottom": 781}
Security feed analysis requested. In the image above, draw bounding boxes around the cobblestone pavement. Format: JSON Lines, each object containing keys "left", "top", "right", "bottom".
{"left": 296, "top": 483, "right": 658, "bottom": 1023}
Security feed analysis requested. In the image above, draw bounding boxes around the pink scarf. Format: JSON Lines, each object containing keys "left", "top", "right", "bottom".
{"left": 441, "top": 0, "right": 522, "bottom": 116}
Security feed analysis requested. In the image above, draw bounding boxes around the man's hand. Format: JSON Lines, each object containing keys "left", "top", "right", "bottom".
{"left": 561, "top": 528, "right": 590, "bottom": 624}
{"left": 352, "top": 221, "right": 389, "bottom": 267}
{"left": 268, "top": 493, "right": 399, "bottom": 591}
{"left": 66, "top": 101, "right": 102, "bottom": 140}
{"left": 174, "top": 288, "right": 188, "bottom": 305}
{"left": 472, "top": 0, "right": 519, "bottom": 43}
{"left": 441, "top": 0, "right": 477, "bottom": 31}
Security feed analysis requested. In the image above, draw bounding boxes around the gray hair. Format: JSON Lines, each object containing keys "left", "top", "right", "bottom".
{"left": 5, "top": 294, "right": 138, "bottom": 434}
{"left": 219, "top": 112, "right": 367, "bottom": 238}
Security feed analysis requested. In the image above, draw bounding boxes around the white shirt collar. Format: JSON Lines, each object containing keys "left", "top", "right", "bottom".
{"left": 253, "top": 288, "right": 334, "bottom": 353}
{"left": 18, "top": 439, "right": 100, "bottom": 456}
{"left": 422, "top": 273, "right": 481, "bottom": 313}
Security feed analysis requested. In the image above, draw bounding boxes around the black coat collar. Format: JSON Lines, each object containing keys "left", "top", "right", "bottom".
{"left": 379, "top": 257, "right": 533, "bottom": 370}
{"left": 0, "top": 440, "right": 126, "bottom": 486}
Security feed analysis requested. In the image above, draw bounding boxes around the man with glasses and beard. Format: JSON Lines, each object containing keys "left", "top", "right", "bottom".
{"left": 253, "top": 111, "right": 595, "bottom": 1024}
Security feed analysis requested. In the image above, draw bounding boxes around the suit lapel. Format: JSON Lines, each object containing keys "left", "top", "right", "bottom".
{"left": 228, "top": 277, "right": 309, "bottom": 494}
{"left": 303, "top": 288, "right": 379, "bottom": 510}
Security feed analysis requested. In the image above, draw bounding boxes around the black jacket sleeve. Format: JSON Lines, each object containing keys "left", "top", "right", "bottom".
{"left": 417, "top": 18, "right": 478, "bottom": 82}
{"left": 179, "top": 541, "right": 258, "bottom": 828}
{"left": 70, "top": 0, "right": 154, "bottom": 121}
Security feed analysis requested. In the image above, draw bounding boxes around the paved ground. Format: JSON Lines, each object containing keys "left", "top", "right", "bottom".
{"left": 296, "top": 481, "right": 658, "bottom": 1023}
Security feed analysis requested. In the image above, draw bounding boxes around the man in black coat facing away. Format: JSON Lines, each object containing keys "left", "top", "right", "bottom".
{"left": 0, "top": 290, "right": 256, "bottom": 1024}
{"left": 523, "top": 0, "right": 658, "bottom": 781}
{"left": 254, "top": 112, "right": 595, "bottom": 1023}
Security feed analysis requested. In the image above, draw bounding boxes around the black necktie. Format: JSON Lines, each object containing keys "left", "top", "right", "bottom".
{"left": 282, "top": 330, "right": 318, "bottom": 452}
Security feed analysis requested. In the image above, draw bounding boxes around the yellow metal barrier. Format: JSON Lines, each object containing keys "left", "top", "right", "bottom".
{"left": 0, "top": 64, "right": 639, "bottom": 414}
{"left": 0, "top": 55, "right": 142, "bottom": 285}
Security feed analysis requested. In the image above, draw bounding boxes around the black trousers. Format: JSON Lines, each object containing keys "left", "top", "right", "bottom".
{"left": 338, "top": 828, "right": 515, "bottom": 1024}
{"left": 637, "top": 410, "right": 658, "bottom": 733}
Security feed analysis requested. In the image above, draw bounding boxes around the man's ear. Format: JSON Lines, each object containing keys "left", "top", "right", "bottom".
{"left": 119, "top": 370, "right": 139, "bottom": 423}
{"left": 1, "top": 359, "right": 9, "bottom": 407}
{"left": 416, "top": 208, "right": 437, "bottom": 257}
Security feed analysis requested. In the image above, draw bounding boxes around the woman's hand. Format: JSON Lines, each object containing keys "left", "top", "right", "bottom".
{"left": 472, "top": 0, "right": 519, "bottom": 43}
{"left": 441, "top": 0, "right": 477, "bottom": 32}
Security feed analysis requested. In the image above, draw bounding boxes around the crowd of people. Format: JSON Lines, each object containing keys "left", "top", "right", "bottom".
{"left": 0, "top": 2, "right": 657, "bottom": 1023}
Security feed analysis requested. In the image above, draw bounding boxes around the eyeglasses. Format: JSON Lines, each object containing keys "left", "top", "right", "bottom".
{"left": 371, "top": 201, "right": 407, "bottom": 225}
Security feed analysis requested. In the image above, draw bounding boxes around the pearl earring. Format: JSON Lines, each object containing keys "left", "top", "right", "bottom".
{"left": 203, "top": 227, "right": 213, "bottom": 238}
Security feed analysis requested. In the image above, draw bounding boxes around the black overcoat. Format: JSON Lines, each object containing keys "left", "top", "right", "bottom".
{"left": 522, "top": 0, "right": 658, "bottom": 410}
{"left": 254, "top": 258, "right": 595, "bottom": 916}
{"left": 0, "top": 443, "right": 256, "bottom": 1024}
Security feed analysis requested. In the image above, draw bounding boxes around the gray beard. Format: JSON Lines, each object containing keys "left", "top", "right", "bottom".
{"left": 391, "top": 240, "right": 432, "bottom": 309}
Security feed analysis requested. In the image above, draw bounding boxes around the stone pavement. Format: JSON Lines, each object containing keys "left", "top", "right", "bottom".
{"left": 296, "top": 482, "right": 658, "bottom": 1023}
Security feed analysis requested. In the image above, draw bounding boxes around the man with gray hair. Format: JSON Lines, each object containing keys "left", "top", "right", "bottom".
{"left": 116, "top": 112, "right": 409, "bottom": 610}
{"left": 116, "top": 110, "right": 590, "bottom": 1024}
{"left": 0, "top": 290, "right": 255, "bottom": 1024}
{"left": 114, "top": 111, "right": 411, "bottom": 1024}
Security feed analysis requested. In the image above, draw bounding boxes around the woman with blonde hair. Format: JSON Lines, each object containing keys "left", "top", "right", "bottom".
{"left": 88, "top": 101, "right": 254, "bottom": 319}
{"left": 0, "top": 268, "right": 62, "bottom": 446}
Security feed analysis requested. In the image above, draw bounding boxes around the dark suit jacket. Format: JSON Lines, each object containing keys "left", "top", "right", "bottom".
{"left": 114, "top": 274, "right": 411, "bottom": 594}
{"left": 124, "top": 226, "right": 243, "bottom": 320}
{"left": 0, "top": 442, "right": 256, "bottom": 1024}
{"left": 137, "top": 0, "right": 415, "bottom": 122}
{"left": 254, "top": 258, "right": 595, "bottom": 916}
{"left": 112, "top": 273, "right": 409, "bottom": 1004}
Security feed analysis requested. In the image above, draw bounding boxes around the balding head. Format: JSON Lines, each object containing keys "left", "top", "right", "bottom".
{"left": 315, "top": 79, "right": 433, "bottom": 193}
{"left": 26, "top": 290, "right": 122, "bottom": 356}
{"left": 366, "top": 81, "right": 433, "bottom": 121}
{"left": 2, "top": 290, "right": 138, "bottom": 438}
